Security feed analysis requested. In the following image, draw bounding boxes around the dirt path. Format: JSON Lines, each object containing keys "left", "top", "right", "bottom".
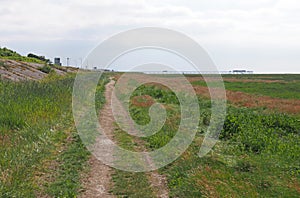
{"left": 147, "top": 163, "right": 169, "bottom": 198}
{"left": 80, "top": 80, "right": 116, "bottom": 198}
{"left": 112, "top": 79, "right": 170, "bottom": 197}
{"left": 80, "top": 78, "right": 169, "bottom": 197}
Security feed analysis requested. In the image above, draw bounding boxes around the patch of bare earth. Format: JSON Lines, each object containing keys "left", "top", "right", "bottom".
{"left": 148, "top": 171, "right": 169, "bottom": 198}
{"left": 79, "top": 80, "right": 116, "bottom": 198}
{"left": 80, "top": 156, "right": 114, "bottom": 198}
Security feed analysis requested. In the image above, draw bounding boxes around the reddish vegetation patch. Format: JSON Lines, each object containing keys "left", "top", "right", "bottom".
{"left": 131, "top": 95, "right": 155, "bottom": 107}
{"left": 194, "top": 166, "right": 220, "bottom": 197}
{"left": 187, "top": 76, "right": 286, "bottom": 83}
{"left": 0, "top": 134, "right": 10, "bottom": 146}
{"left": 193, "top": 86, "right": 210, "bottom": 98}
{"left": 146, "top": 82, "right": 170, "bottom": 90}
{"left": 193, "top": 85, "right": 300, "bottom": 114}
{"left": 289, "top": 180, "right": 300, "bottom": 194}
{"left": 186, "top": 76, "right": 204, "bottom": 83}
{"left": 112, "top": 73, "right": 122, "bottom": 81}
{"left": 112, "top": 74, "right": 300, "bottom": 114}
{"left": 223, "top": 78, "right": 286, "bottom": 83}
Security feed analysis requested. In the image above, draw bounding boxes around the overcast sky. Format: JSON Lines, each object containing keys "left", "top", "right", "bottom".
{"left": 1, "top": 0, "right": 300, "bottom": 73}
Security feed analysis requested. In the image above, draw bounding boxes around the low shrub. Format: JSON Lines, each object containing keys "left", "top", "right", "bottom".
{"left": 39, "top": 64, "right": 53, "bottom": 74}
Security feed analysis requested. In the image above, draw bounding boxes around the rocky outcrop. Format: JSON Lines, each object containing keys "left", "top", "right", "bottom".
{"left": 0, "top": 59, "right": 78, "bottom": 81}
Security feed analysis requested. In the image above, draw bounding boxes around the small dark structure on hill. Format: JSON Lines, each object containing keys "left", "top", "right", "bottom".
{"left": 54, "top": 57, "right": 62, "bottom": 66}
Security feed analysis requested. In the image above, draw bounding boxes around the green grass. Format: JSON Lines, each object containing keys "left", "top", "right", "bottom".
{"left": 0, "top": 60, "right": 6, "bottom": 68}
{"left": 168, "top": 107, "right": 299, "bottom": 197}
{"left": 0, "top": 47, "right": 46, "bottom": 64}
{"left": 124, "top": 80, "right": 300, "bottom": 197}
{"left": 0, "top": 74, "right": 109, "bottom": 197}
{"left": 111, "top": 128, "right": 155, "bottom": 198}
{"left": 192, "top": 78, "right": 300, "bottom": 99}
{"left": 0, "top": 75, "right": 74, "bottom": 197}
{"left": 45, "top": 74, "right": 109, "bottom": 197}
{"left": 2, "top": 72, "right": 299, "bottom": 197}
{"left": 46, "top": 133, "right": 90, "bottom": 197}
{"left": 110, "top": 83, "right": 176, "bottom": 197}
{"left": 221, "top": 74, "right": 300, "bottom": 81}
{"left": 224, "top": 81, "right": 300, "bottom": 99}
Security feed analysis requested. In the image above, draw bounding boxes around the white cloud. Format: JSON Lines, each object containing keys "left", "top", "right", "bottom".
{"left": 0, "top": 0, "right": 299, "bottom": 72}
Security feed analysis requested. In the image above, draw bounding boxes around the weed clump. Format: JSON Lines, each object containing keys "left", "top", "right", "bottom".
{"left": 39, "top": 64, "right": 53, "bottom": 74}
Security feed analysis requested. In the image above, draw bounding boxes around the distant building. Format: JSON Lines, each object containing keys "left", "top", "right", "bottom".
{"left": 54, "top": 58, "right": 61, "bottom": 66}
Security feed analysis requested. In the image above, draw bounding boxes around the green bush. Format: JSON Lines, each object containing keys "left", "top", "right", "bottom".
{"left": 0, "top": 60, "right": 4, "bottom": 67}
{"left": 220, "top": 108, "right": 300, "bottom": 157}
{"left": 27, "top": 53, "right": 50, "bottom": 63}
{"left": 0, "top": 47, "right": 46, "bottom": 64}
{"left": 39, "top": 64, "right": 53, "bottom": 74}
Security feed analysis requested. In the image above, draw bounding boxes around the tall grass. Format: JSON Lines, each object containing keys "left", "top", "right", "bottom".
{"left": 0, "top": 75, "right": 74, "bottom": 196}
{"left": 0, "top": 74, "right": 108, "bottom": 197}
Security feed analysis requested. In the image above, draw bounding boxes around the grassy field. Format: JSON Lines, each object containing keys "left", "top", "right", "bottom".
{"left": 190, "top": 74, "right": 300, "bottom": 100}
{"left": 221, "top": 74, "right": 300, "bottom": 99}
{"left": 112, "top": 74, "right": 300, "bottom": 197}
{"left": 192, "top": 80, "right": 300, "bottom": 100}
{"left": 0, "top": 73, "right": 108, "bottom": 197}
{"left": 1, "top": 73, "right": 299, "bottom": 197}
{"left": 221, "top": 74, "right": 300, "bottom": 81}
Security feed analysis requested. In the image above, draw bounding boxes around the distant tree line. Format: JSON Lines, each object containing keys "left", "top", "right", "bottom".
{"left": 27, "top": 53, "right": 50, "bottom": 64}
{"left": 0, "top": 47, "right": 21, "bottom": 57}
{"left": 0, "top": 47, "right": 50, "bottom": 64}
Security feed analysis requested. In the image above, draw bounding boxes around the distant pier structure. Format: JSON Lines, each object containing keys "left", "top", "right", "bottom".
{"left": 231, "top": 70, "right": 254, "bottom": 74}
{"left": 143, "top": 71, "right": 227, "bottom": 74}
{"left": 142, "top": 70, "right": 254, "bottom": 75}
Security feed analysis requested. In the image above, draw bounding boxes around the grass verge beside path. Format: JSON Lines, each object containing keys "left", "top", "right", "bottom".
{"left": 0, "top": 74, "right": 109, "bottom": 197}
{"left": 46, "top": 74, "right": 109, "bottom": 197}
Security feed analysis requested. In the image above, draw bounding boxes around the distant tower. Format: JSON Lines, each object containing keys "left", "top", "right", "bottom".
{"left": 54, "top": 58, "right": 62, "bottom": 66}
